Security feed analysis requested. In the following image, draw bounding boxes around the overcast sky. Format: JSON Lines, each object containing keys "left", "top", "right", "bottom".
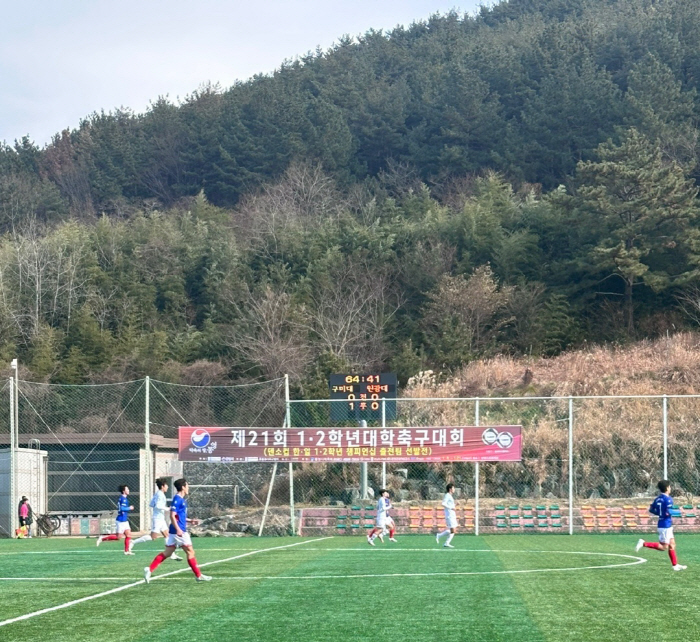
{"left": 0, "top": 1, "right": 487, "bottom": 147}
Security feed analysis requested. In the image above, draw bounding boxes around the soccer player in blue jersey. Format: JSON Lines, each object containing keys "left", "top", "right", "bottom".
{"left": 96, "top": 485, "right": 134, "bottom": 555}
{"left": 635, "top": 480, "right": 687, "bottom": 571}
{"left": 144, "top": 478, "right": 211, "bottom": 583}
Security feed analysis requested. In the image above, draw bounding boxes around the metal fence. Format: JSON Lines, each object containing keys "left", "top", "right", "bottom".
{"left": 3, "top": 382, "right": 700, "bottom": 537}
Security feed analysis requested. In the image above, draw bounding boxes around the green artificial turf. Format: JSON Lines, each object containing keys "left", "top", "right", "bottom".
{"left": 0, "top": 534, "right": 698, "bottom": 642}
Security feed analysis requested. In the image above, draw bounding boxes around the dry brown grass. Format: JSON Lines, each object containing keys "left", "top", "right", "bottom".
{"left": 400, "top": 333, "right": 700, "bottom": 499}
{"left": 405, "top": 332, "right": 700, "bottom": 399}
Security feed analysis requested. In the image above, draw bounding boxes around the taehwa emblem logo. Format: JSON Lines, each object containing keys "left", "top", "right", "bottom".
{"left": 482, "top": 428, "right": 513, "bottom": 449}
{"left": 191, "top": 429, "right": 211, "bottom": 449}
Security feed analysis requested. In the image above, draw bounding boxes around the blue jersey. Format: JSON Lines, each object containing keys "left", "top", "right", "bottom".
{"left": 649, "top": 493, "right": 673, "bottom": 529}
{"left": 169, "top": 494, "right": 187, "bottom": 534}
{"left": 116, "top": 494, "right": 130, "bottom": 522}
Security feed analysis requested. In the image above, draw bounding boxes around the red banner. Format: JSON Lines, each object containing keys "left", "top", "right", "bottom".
{"left": 178, "top": 426, "right": 521, "bottom": 463}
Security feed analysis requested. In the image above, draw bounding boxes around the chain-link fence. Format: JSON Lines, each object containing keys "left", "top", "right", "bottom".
{"left": 288, "top": 395, "right": 700, "bottom": 536}
{"left": 2, "top": 376, "right": 285, "bottom": 538}
{"left": 3, "top": 385, "right": 700, "bottom": 538}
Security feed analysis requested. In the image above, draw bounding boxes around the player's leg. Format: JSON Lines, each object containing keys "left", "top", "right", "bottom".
{"left": 98, "top": 520, "right": 126, "bottom": 546}
{"left": 144, "top": 543, "right": 176, "bottom": 582}
{"left": 182, "top": 541, "right": 211, "bottom": 581}
{"left": 667, "top": 536, "right": 686, "bottom": 570}
{"left": 123, "top": 528, "right": 133, "bottom": 554}
{"left": 444, "top": 527, "right": 456, "bottom": 548}
{"left": 388, "top": 517, "right": 397, "bottom": 542}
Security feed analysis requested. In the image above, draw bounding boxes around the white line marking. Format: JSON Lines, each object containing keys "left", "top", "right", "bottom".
{"left": 0, "top": 549, "right": 646, "bottom": 583}
{"left": 0, "top": 537, "right": 331, "bottom": 628}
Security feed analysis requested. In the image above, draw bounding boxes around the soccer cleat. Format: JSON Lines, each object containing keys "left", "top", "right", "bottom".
{"left": 443, "top": 543, "right": 454, "bottom": 548}
{"left": 171, "top": 553, "right": 183, "bottom": 561}
{"left": 673, "top": 564, "right": 687, "bottom": 571}
{"left": 144, "top": 567, "right": 151, "bottom": 584}
{"left": 124, "top": 551, "right": 135, "bottom": 555}
{"left": 378, "top": 535, "right": 384, "bottom": 544}
{"left": 389, "top": 538, "right": 398, "bottom": 543}
{"left": 367, "top": 537, "right": 375, "bottom": 546}
{"left": 635, "top": 539, "right": 644, "bottom": 553}
{"left": 196, "top": 574, "right": 212, "bottom": 582}
{"left": 96, "top": 536, "right": 103, "bottom": 547}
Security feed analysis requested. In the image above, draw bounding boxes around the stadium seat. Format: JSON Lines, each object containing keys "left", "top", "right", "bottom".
{"left": 494, "top": 505, "right": 506, "bottom": 516}
{"left": 508, "top": 505, "right": 520, "bottom": 519}
{"left": 583, "top": 520, "right": 596, "bottom": 530}
{"left": 509, "top": 519, "right": 521, "bottom": 528}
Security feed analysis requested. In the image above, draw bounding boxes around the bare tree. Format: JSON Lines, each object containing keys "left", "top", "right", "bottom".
{"left": 299, "top": 256, "right": 401, "bottom": 371}
{"left": 222, "top": 284, "right": 312, "bottom": 382}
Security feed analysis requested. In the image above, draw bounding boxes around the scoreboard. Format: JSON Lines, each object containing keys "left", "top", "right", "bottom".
{"left": 329, "top": 373, "right": 397, "bottom": 422}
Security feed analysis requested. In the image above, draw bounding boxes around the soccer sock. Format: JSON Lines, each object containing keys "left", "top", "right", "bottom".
{"left": 149, "top": 553, "right": 167, "bottom": 572}
{"left": 669, "top": 549, "right": 678, "bottom": 565}
{"left": 188, "top": 557, "right": 202, "bottom": 578}
{"left": 368, "top": 528, "right": 378, "bottom": 538}
{"left": 643, "top": 542, "right": 663, "bottom": 550}
{"left": 132, "top": 534, "right": 151, "bottom": 546}
{"left": 389, "top": 528, "right": 395, "bottom": 538}
{"left": 446, "top": 533, "right": 455, "bottom": 545}
{"left": 124, "top": 537, "right": 131, "bottom": 552}
{"left": 102, "top": 534, "right": 119, "bottom": 542}
{"left": 437, "top": 529, "right": 450, "bottom": 540}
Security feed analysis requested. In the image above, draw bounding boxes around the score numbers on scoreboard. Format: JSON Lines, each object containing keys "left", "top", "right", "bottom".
{"left": 329, "top": 373, "right": 397, "bottom": 421}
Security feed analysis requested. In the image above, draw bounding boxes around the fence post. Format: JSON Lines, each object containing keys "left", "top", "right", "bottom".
{"left": 663, "top": 394, "right": 668, "bottom": 479}
{"left": 144, "top": 376, "right": 151, "bottom": 533}
{"left": 285, "top": 375, "right": 295, "bottom": 536}
{"left": 475, "top": 398, "right": 479, "bottom": 537}
{"left": 568, "top": 396, "right": 573, "bottom": 536}
{"left": 9, "top": 378, "right": 16, "bottom": 537}
{"left": 381, "top": 399, "right": 386, "bottom": 488}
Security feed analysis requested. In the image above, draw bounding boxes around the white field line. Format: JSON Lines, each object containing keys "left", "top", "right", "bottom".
{"left": 0, "top": 537, "right": 332, "bottom": 628}
{"left": 0, "top": 549, "right": 646, "bottom": 583}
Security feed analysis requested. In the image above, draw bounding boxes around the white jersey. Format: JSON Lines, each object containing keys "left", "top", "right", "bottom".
{"left": 377, "top": 497, "right": 391, "bottom": 518}
{"left": 442, "top": 493, "right": 455, "bottom": 515}
{"left": 149, "top": 490, "right": 168, "bottom": 520}
{"left": 376, "top": 496, "right": 391, "bottom": 527}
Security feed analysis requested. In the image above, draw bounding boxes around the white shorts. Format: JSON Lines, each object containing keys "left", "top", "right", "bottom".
{"left": 151, "top": 516, "right": 168, "bottom": 534}
{"left": 376, "top": 514, "right": 388, "bottom": 529}
{"left": 445, "top": 510, "right": 458, "bottom": 530}
{"left": 166, "top": 532, "right": 193, "bottom": 548}
{"left": 116, "top": 520, "right": 131, "bottom": 534}
{"left": 658, "top": 527, "right": 674, "bottom": 544}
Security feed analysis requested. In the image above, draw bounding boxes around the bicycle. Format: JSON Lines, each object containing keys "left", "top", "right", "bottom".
{"left": 35, "top": 513, "right": 61, "bottom": 536}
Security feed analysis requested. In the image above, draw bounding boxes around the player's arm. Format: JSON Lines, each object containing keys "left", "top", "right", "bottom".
{"left": 649, "top": 501, "right": 659, "bottom": 516}
{"left": 155, "top": 493, "right": 167, "bottom": 511}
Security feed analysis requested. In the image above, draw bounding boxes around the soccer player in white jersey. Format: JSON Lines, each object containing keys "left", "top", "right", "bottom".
{"left": 436, "top": 483, "right": 457, "bottom": 548}
{"left": 367, "top": 489, "right": 397, "bottom": 545}
{"left": 128, "top": 478, "right": 182, "bottom": 560}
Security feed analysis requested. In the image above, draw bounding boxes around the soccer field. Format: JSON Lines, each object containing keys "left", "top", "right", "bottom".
{"left": 0, "top": 534, "right": 698, "bottom": 642}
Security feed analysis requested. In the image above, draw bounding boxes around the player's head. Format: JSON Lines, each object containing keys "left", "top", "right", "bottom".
{"left": 446, "top": 483, "right": 454, "bottom": 494}
{"left": 174, "top": 478, "right": 188, "bottom": 495}
{"left": 119, "top": 485, "right": 129, "bottom": 495}
{"left": 379, "top": 489, "right": 389, "bottom": 498}
{"left": 156, "top": 478, "right": 168, "bottom": 491}
{"left": 658, "top": 480, "right": 671, "bottom": 494}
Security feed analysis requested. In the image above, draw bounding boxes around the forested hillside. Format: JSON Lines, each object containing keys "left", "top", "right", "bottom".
{"left": 1, "top": 0, "right": 700, "bottom": 391}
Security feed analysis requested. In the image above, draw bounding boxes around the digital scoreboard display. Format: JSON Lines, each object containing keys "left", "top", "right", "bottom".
{"left": 329, "top": 373, "right": 397, "bottom": 422}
